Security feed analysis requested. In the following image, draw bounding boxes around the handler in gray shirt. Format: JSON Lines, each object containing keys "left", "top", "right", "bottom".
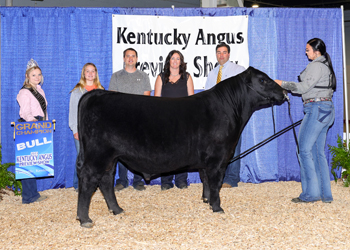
{"left": 109, "top": 48, "right": 151, "bottom": 191}
{"left": 275, "top": 38, "right": 335, "bottom": 204}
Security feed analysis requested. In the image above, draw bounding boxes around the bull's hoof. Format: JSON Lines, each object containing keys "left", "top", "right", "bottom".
{"left": 109, "top": 208, "right": 124, "bottom": 215}
{"left": 214, "top": 210, "right": 225, "bottom": 214}
{"left": 77, "top": 216, "right": 94, "bottom": 228}
{"left": 81, "top": 222, "right": 94, "bottom": 228}
{"left": 212, "top": 207, "right": 225, "bottom": 213}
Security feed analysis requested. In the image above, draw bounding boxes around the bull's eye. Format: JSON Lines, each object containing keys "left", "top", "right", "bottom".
{"left": 260, "top": 79, "right": 265, "bottom": 84}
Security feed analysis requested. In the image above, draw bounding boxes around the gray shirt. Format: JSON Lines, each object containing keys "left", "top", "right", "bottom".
{"left": 69, "top": 87, "right": 87, "bottom": 134}
{"left": 108, "top": 69, "right": 151, "bottom": 95}
{"left": 281, "top": 55, "right": 333, "bottom": 101}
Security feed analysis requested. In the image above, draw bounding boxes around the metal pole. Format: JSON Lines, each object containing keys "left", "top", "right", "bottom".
{"left": 5, "top": 0, "right": 13, "bottom": 6}
{"left": 341, "top": 6, "right": 349, "bottom": 149}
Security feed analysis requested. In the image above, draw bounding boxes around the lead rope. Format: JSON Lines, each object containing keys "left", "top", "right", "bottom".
{"left": 271, "top": 103, "right": 276, "bottom": 134}
{"left": 287, "top": 97, "right": 300, "bottom": 154}
{"left": 229, "top": 94, "right": 301, "bottom": 163}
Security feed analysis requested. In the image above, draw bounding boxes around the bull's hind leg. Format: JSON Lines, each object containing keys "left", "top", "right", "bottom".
{"left": 99, "top": 167, "right": 124, "bottom": 216}
{"left": 206, "top": 165, "right": 226, "bottom": 213}
{"left": 76, "top": 171, "right": 99, "bottom": 228}
{"left": 75, "top": 147, "right": 94, "bottom": 227}
{"left": 198, "top": 169, "right": 210, "bottom": 203}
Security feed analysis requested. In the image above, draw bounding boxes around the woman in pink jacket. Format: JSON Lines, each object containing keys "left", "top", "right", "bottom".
{"left": 17, "top": 59, "right": 48, "bottom": 204}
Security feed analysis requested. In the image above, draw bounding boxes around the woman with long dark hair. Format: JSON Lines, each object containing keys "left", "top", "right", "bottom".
{"left": 154, "top": 50, "right": 194, "bottom": 190}
{"left": 275, "top": 38, "right": 336, "bottom": 203}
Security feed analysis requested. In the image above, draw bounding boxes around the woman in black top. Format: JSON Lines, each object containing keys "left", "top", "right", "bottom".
{"left": 154, "top": 50, "right": 194, "bottom": 190}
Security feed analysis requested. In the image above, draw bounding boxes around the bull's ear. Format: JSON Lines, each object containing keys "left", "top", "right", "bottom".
{"left": 244, "top": 67, "right": 252, "bottom": 78}
{"left": 242, "top": 67, "right": 252, "bottom": 82}
{"left": 247, "top": 66, "right": 255, "bottom": 73}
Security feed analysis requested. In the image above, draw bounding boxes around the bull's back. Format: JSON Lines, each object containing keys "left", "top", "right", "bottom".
{"left": 78, "top": 90, "right": 230, "bottom": 170}
{"left": 79, "top": 90, "right": 204, "bottom": 146}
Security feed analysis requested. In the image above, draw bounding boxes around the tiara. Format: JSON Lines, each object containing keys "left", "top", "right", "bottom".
{"left": 26, "top": 58, "right": 39, "bottom": 70}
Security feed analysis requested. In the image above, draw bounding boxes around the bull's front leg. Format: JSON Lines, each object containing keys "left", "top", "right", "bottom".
{"left": 206, "top": 165, "right": 226, "bottom": 213}
{"left": 198, "top": 169, "right": 210, "bottom": 203}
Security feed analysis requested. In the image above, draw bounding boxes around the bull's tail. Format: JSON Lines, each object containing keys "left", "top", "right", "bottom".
{"left": 76, "top": 139, "right": 84, "bottom": 173}
{"left": 75, "top": 90, "right": 107, "bottom": 176}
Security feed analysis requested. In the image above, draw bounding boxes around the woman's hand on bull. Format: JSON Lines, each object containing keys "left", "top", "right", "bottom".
{"left": 274, "top": 80, "right": 282, "bottom": 86}
{"left": 74, "top": 132, "right": 79, "bottom": 140}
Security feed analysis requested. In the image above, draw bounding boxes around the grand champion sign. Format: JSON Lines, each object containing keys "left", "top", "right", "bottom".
{"left": 14, "top": 121, "right": 54, "bottom": 180}
{"left": 112, "top": 15, "right": 249, "bottom": 89}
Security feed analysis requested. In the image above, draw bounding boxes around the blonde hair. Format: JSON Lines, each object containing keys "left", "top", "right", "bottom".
{"left": 71, "top": 63, "right": 104, "bottom": 92}
{"left": 23, "top": 66, "right": 43, "bottom": 89}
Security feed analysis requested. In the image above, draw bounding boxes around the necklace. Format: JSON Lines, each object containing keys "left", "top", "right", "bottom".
{"left": 170, "top": 73, "right": 179, "bottom": 77}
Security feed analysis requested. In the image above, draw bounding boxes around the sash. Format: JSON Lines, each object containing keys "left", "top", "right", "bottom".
{"left": 21, "top": 86, "right": 47, "bottom": 120}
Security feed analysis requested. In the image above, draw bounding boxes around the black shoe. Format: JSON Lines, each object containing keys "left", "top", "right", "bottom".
{"left": 161, "top": 184, "right": 172, "bottom": 191}
{"left": 291, "top": 197, "right": 314, "bottom": 203}
{"left": 114, "top": 184, "right": 125, "bottom": 191}
{"left": 178, "top": 183, "right": 188, "bottom": 189}
{"left": 134, "top": 183, "right": 146, "bottom": 191}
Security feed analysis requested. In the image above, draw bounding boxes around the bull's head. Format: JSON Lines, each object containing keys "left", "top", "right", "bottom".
{"left": 244, "top": 67, "right": 287, "bottom": 104}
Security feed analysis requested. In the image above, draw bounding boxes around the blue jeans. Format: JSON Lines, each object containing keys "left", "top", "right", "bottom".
{"left": 115, "top": 161, "right": 144, "bottom": 188}
{"left": 223, "top": 135, "right": 242, "bottom": 187}
{"left": 22, "top": 178, "right": 40, "bottom": 204}
{"left": 73, "top": 138, "right": 79, "bottom": 190}
{"left": 20, "top": 117, "right": 41, "bottom": 204}
{"left": 298, "top": 101, "right": 334, "bottom": 202}
{"left": 161, "top": 172, "right": 188, "bottom": 188}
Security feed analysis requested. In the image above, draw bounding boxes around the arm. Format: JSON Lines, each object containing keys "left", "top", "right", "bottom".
{"left": 108, "top": 73, "right": 118, "bottom": 91}
{"left": 69, "top": 89, "right": 80, "bottom": 135}
{"left": 143, "top": 72, "right": 152, "bottom": 96}
{"left": 275, "top": 80, "right": 282, "bottom": 86}
{"left": 278, "top": 63, "right": 323, "bottom": 94}
{"left": 204, "top": 69, "right": 216, "bottom": 90}
{"left": 187, "top": 74, "right": 195, "bottom": 96}
{"left": 17, "top": 90, "right": 36, "bottom": 121}
{"left": 74, "top": 132, "right": 79, "bottom": 140}
{"left": 154, "top": 75, "right": 162, "bottom": 97}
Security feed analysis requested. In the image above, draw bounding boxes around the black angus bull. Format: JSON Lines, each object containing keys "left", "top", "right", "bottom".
{"left": 76, "top": 67, "right": 286, "bottom": 228}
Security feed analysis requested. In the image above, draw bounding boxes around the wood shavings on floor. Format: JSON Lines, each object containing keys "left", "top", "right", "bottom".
{"left": 0, "top": 181, "right": 349, "bottom": 249}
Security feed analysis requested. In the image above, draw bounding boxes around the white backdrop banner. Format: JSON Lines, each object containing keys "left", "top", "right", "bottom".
{"left": 112, "top": 15, "right": 249, "bottom": 89}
